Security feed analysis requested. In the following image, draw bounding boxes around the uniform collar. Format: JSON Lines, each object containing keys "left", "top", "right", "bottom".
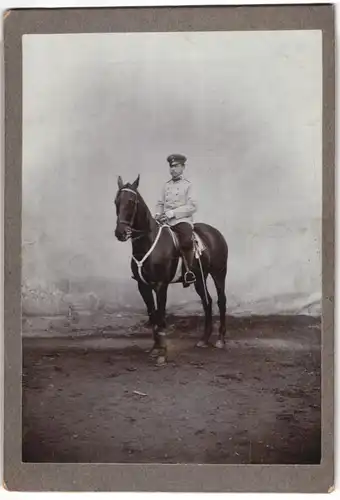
{"left": 171, "top": 175, "right": 183, "bottom": 183}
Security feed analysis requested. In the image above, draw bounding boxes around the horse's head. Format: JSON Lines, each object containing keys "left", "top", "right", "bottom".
{"left": 114, "top": 175, "right": 140, "bottom": 242}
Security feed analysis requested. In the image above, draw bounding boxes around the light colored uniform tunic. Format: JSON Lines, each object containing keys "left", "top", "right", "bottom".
{"left": 155, "top": 177, "right": 197, "bottom": 227}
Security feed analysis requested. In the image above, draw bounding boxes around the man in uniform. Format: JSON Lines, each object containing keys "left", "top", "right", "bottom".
{"left": 155, "top": 154, "right": 197, "bottom": 286}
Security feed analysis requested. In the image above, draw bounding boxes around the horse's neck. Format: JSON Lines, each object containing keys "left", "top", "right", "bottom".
{"left": 132, "top": 196, "right": 158, "bottom": 255}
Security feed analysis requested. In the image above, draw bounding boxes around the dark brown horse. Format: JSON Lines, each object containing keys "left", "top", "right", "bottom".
{"left": 114, "top": 175, "right": 228, "bottom": 365}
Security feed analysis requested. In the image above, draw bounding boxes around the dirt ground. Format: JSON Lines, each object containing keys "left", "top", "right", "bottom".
{"left": 22, "top": 314, "right": 321, "bottom": 464}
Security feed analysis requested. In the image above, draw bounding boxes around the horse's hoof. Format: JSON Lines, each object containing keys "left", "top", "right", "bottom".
{"left": 149, "top": 348, "right": 161, "bottom": 358}
{"left": 156, "top": 355, "right": 167, "bottom": 366}
{"left": 196, "top": 340, "right": 209, "bottom": 348}
{"left": 215, "top": 339, "right": 225, "bottom": 349}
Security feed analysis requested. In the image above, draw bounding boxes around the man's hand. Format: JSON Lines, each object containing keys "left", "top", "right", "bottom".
{"left": 165, "top": 210, "right": 175, "bottom": 220}
{"left": 155, "top": 213, "right": 168, "bottom": 224}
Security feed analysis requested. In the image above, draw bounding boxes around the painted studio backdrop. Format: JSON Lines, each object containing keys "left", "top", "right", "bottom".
{"left": 22, "top": 31, "right": 322, "bottom": 318}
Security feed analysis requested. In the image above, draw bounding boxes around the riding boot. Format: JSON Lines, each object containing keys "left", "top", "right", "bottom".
{"left": 182, "top": 247, "right": 196, "bottom": 287}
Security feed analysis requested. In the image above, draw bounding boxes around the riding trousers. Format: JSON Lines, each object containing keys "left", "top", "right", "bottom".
{"left": 171, "top": 222, "right": 194, "bottom": 250}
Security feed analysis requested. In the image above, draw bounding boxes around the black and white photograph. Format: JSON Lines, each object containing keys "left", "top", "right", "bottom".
{"left": 21, "top": 28, "right": 322, "bottom": 465}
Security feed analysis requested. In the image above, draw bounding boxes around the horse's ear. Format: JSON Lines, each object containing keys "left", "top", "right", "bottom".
{"left": 132, "top": 174, "right": 140, "bottom": 190}
{"left": 117, "top": 176, "right": 124, "bottom": 189}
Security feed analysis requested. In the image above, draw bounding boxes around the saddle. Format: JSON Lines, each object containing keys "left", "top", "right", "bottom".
{"left": 168, "top": 229, "right": 205, "bottom": 257}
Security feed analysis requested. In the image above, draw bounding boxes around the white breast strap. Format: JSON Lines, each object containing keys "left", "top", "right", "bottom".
{"left": 132, "top": 225, "right": 165, "bottom": 284}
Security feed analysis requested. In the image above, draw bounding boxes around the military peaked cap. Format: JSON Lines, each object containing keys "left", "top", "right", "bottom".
{"left": 167, "top": 154, "right": 187, "bottom": 166}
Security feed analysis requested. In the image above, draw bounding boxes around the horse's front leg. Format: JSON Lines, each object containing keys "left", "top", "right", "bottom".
{"left": 137, "top": 280, "right": 156, "bottom": 327}
{"left": 152, "top": 283, "right": 168, "bottom": 366}
{"left": 136, "top": 280, "right": 161, "bottom": 356}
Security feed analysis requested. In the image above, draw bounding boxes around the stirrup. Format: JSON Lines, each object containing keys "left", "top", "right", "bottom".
{"left": 184, "top": 270, "right": 196, "bottom": 284}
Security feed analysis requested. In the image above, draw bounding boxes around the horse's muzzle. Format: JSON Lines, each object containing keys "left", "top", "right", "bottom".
{"left": 115, "top": 224, "right": 131, "bottom": 242}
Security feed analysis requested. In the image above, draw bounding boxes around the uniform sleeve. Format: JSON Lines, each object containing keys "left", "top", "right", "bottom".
{"left": 155, "top": 184, "right": 165, "bottom": 215}
{"left": 171, "top": 183, "right": 198, "bottom": 220}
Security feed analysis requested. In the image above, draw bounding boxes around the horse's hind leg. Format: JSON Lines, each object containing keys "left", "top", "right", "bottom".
{"left": 194, "top": 274, "right": 213, "bottom": 348}
{"left": 137, "top": 281, "right": 156, "bottom": 326}
{"left": 211, "top": 267, "right": 227, "bottom": 348}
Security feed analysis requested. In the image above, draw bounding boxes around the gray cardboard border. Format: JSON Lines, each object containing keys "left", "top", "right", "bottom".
{"left": 3, "top": 5, "right": 335, "bottom": 492}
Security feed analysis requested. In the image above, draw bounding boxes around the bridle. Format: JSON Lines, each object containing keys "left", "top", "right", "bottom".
{"left": 116, "top": 187, "right": 147, "bottom": 241}
{"left": 117, "top": 187, "right": 138, "bottom": 226}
